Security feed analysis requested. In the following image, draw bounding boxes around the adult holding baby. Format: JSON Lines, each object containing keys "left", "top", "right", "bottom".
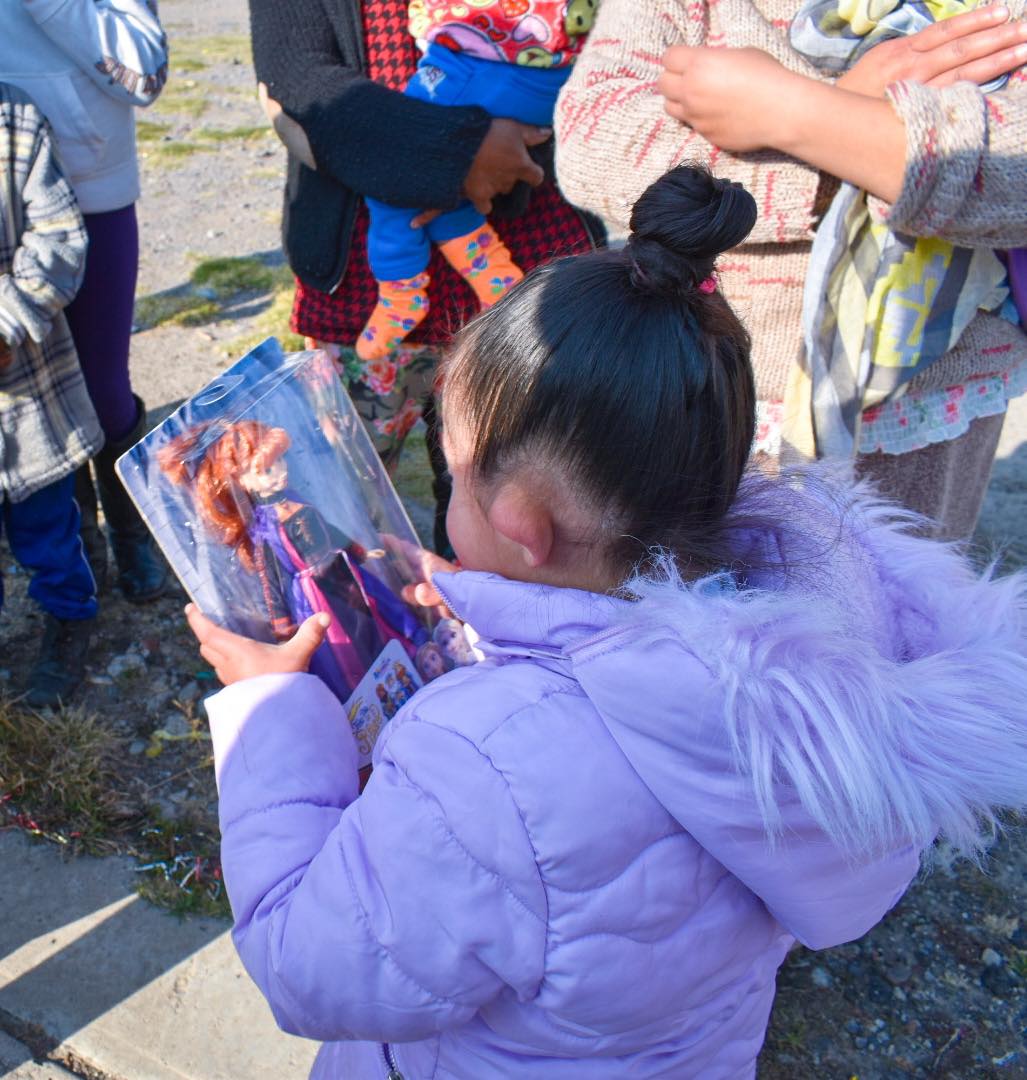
{"left": 556, "top": 0, "right": 1027, "bottom": 537}
{"left": 249, "top": 0, "right": 601, "bottom": 555}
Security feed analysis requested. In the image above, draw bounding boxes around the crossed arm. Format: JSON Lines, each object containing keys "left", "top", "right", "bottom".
{"left": 658, "top": 5, "right": 1027, "bottom": 204}
{"left": 557, "top": 0, "right": 1027, "bottom": 239}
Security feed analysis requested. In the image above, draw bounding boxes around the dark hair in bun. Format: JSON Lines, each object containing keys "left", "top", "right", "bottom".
{"left": 442, "top": 163, "right": 759, "bottom": 579}
{"left": 626, "top": 166, "right": 758, "bottom": 295}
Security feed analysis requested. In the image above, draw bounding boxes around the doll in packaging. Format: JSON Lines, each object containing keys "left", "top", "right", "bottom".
{"left": 158, "top": 420, "right": 428, "bottom": 701}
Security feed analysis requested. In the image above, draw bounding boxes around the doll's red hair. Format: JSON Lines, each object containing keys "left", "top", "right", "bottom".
{"left": 158, "top": 420, "right": 291, "bottom": 572}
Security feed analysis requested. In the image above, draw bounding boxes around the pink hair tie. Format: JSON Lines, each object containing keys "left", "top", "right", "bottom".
{"left": 697, "top": 276, "right": 717, "bottom": 294}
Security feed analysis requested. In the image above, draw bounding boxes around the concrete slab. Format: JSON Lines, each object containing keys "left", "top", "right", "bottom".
{"left": 0, "top": 1029, "right": 77, "bottom": 1078}
{"left": 0, "top": 833, "right": 317, "bottom": 1080}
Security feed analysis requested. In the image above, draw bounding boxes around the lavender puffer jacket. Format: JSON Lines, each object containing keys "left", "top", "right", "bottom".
{"left": 207, "top": 483, "right": 1027, "bottom": 1079}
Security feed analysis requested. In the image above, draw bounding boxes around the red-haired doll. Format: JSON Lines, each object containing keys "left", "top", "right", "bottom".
{"left": 159, "top": 420, "right": 427, "bottom": 700}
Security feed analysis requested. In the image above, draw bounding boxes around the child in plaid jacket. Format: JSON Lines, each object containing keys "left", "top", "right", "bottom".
{"left": 0, "top": 82, "right": 102, "bottom": 707}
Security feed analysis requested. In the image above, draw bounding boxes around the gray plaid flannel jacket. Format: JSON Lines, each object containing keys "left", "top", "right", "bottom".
{"left": 0, "top": 82, "right": 101, "bottom": 503}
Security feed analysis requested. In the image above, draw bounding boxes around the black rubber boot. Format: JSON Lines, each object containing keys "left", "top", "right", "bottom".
{"left": 74, "top": 463, "right": 109, "bottom": 593}
{"left": 94, "top": 395, "right": 168, "bottom": 603}
{"left": 25, "top": 615, "right": 94, "bottom": 709}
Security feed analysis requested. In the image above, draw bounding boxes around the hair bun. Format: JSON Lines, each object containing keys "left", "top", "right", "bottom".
{"left": 625, "top": 164, "right": 758, "bottom": 296}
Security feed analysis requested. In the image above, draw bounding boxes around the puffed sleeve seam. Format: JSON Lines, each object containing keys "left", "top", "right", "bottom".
{"left": 383, "top": 716, "right": 549, "bottom": 927}
{"left": 334, "top": 832, "right": 470, "bottom": 1007}
{"left": 221, "top": 796, "right": 345, "bottom": 833}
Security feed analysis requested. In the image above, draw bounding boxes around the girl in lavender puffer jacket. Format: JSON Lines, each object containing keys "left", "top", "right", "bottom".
{"left": 189, "top": 165, "right": 1027, "bottom": 1079}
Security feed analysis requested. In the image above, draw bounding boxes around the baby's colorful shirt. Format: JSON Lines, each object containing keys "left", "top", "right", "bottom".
{"left": 408, "top": 0, "right": 597, "bottom": 67}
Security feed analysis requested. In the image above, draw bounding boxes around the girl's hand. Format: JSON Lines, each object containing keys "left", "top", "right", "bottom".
{"left": 836, "top": 4, "right": 1027, "bottom": 97}
{"left": 185, "top": 604, "right": 329, "bottom": 687}
{"left": 658, "top": 47, "right": 802, "bottom": 152}
{"left": 381, "top": 535, "right": 458, "bottom": 618}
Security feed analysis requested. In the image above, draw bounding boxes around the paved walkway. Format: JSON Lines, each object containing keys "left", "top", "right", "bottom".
{"left": 0, "top": 832, "right": 317, "bottom": 1079}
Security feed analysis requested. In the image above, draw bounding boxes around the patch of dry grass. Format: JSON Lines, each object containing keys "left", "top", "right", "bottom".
{"left": 0, "top": 700, "right": 135, "bottom": 853}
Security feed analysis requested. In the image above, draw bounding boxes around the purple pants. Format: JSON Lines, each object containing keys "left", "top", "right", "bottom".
{"left": 64, "top": 204, "right": 140, "bottom": 441}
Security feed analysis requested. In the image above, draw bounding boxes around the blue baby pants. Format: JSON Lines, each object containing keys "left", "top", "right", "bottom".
{"left": 365, "top": 45, "right": 572, "bottom": 281}
{"left": 1, "top": 474, "right": 97, "bottom": 621}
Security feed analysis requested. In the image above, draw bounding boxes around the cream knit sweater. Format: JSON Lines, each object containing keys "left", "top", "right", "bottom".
{"left": 555, "top": 0, "right": 1027, "bottom": 409}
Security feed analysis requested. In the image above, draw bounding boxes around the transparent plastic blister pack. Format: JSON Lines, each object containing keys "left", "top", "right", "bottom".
{"left": 117, "top": 338, "right": 474, "bottom": 766}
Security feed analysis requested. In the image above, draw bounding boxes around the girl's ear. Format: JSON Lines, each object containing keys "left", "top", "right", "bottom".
{"left": 487, "top": 482, "right": 554, "bottom": 569}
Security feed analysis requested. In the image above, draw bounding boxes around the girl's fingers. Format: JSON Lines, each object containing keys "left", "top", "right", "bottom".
{"left": 282, "top": 613, "right": 331, "bottom": 669}
{"left": 185, "top": 602, "right": 218, "bottom": 644}
{"left": 198, "top": 641, "right": 225, "bottom": 669}
{"left": 186, "top": 603, "right": 252, "bottom": 656}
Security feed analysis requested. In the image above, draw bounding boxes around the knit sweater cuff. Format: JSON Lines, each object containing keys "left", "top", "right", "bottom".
{"left": 303, "top": 82, "right": 493, "bottom": 210}
{"left": 884, "top": 80, "right": 986, "bottom": 237}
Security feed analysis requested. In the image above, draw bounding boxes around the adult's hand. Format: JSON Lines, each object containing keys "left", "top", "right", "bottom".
{"left": 463, "top": 118, "right": 550, "bottom": 215}
{"left": 837, "top": 4, "right": 1027, "bottom": 97}
{"left": 659, "top": 45, "right": 907, "bottom": 202}
{"left": 659, "top": 47, "right": 799, "bottom": 152}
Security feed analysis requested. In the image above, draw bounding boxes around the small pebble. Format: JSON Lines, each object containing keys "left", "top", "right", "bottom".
{"left": 811, "top": 966, "right": 832, "bottom": 989}
{"left": 162, "top": 713, "right": 191, "bottom": 738}
{"left": 108, "top": 652, "right": 147, "bottom": 679}
{"left": 867, "top": 976, "right": 893, "bottom": 1005}
{"left": 129, "top": 739, "right": 146, "bottom": 756}
{"left": 885, "top": 962, "right": 913, "bottom": 985}
{"left": 983, "top": 948, "right": 1005, "bottom": 968}
{"left": 177, "top": 681, "right": 202, "bottom": 704}
{"left": 982, "top": 964, "right": 1019, "bottom": 997}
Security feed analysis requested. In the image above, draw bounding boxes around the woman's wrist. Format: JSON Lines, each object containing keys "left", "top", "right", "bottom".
{"left": 767, "top": 76, "right": 906, "bottom": 204}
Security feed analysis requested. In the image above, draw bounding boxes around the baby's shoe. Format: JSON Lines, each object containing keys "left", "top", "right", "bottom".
{"left": 25, "top": 615, "right": 93, "bottom": 709}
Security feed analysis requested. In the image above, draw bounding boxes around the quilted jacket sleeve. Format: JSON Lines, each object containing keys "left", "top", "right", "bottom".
{"left": 22, "top": 0, "right": 168, "bottom": 107}
{"left": 554, "top": 0, "right": 821, "bottom": 241}
{"left": 207, "top": 672, "right": 547, "bottom": 1042}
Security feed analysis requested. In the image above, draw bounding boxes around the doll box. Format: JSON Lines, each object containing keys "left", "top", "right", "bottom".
{"left": 116, "top": 337, "right": 465, "bottom": 766}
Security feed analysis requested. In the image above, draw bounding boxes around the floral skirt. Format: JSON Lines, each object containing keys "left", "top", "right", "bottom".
{"left": 305, "top": 338, "right": 439, "bottom": 471}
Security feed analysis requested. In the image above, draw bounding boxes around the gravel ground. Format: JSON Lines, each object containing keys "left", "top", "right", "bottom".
{"left": 1, "top": 0, "right": 1026, "bottom": 1074}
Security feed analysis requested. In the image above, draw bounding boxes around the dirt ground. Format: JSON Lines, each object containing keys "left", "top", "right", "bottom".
{"left": 1, "top": 0, "right": 1026, "bottom": 1074}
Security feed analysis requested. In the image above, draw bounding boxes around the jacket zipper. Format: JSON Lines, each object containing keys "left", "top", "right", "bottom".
{"left": 382, "top": 1042, "right": 404, "bottom": 1079}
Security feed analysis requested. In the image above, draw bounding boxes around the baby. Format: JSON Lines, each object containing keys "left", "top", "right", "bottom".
{"left": 357, "top": 0, "right": 598, "bottom": 361}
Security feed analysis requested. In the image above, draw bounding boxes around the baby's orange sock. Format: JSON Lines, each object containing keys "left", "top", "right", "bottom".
{"left": 356, "top": 272, "right": 431, "bottom": 361}
{"left": 439, "top": 225, "right": 523, "bottom": 308}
